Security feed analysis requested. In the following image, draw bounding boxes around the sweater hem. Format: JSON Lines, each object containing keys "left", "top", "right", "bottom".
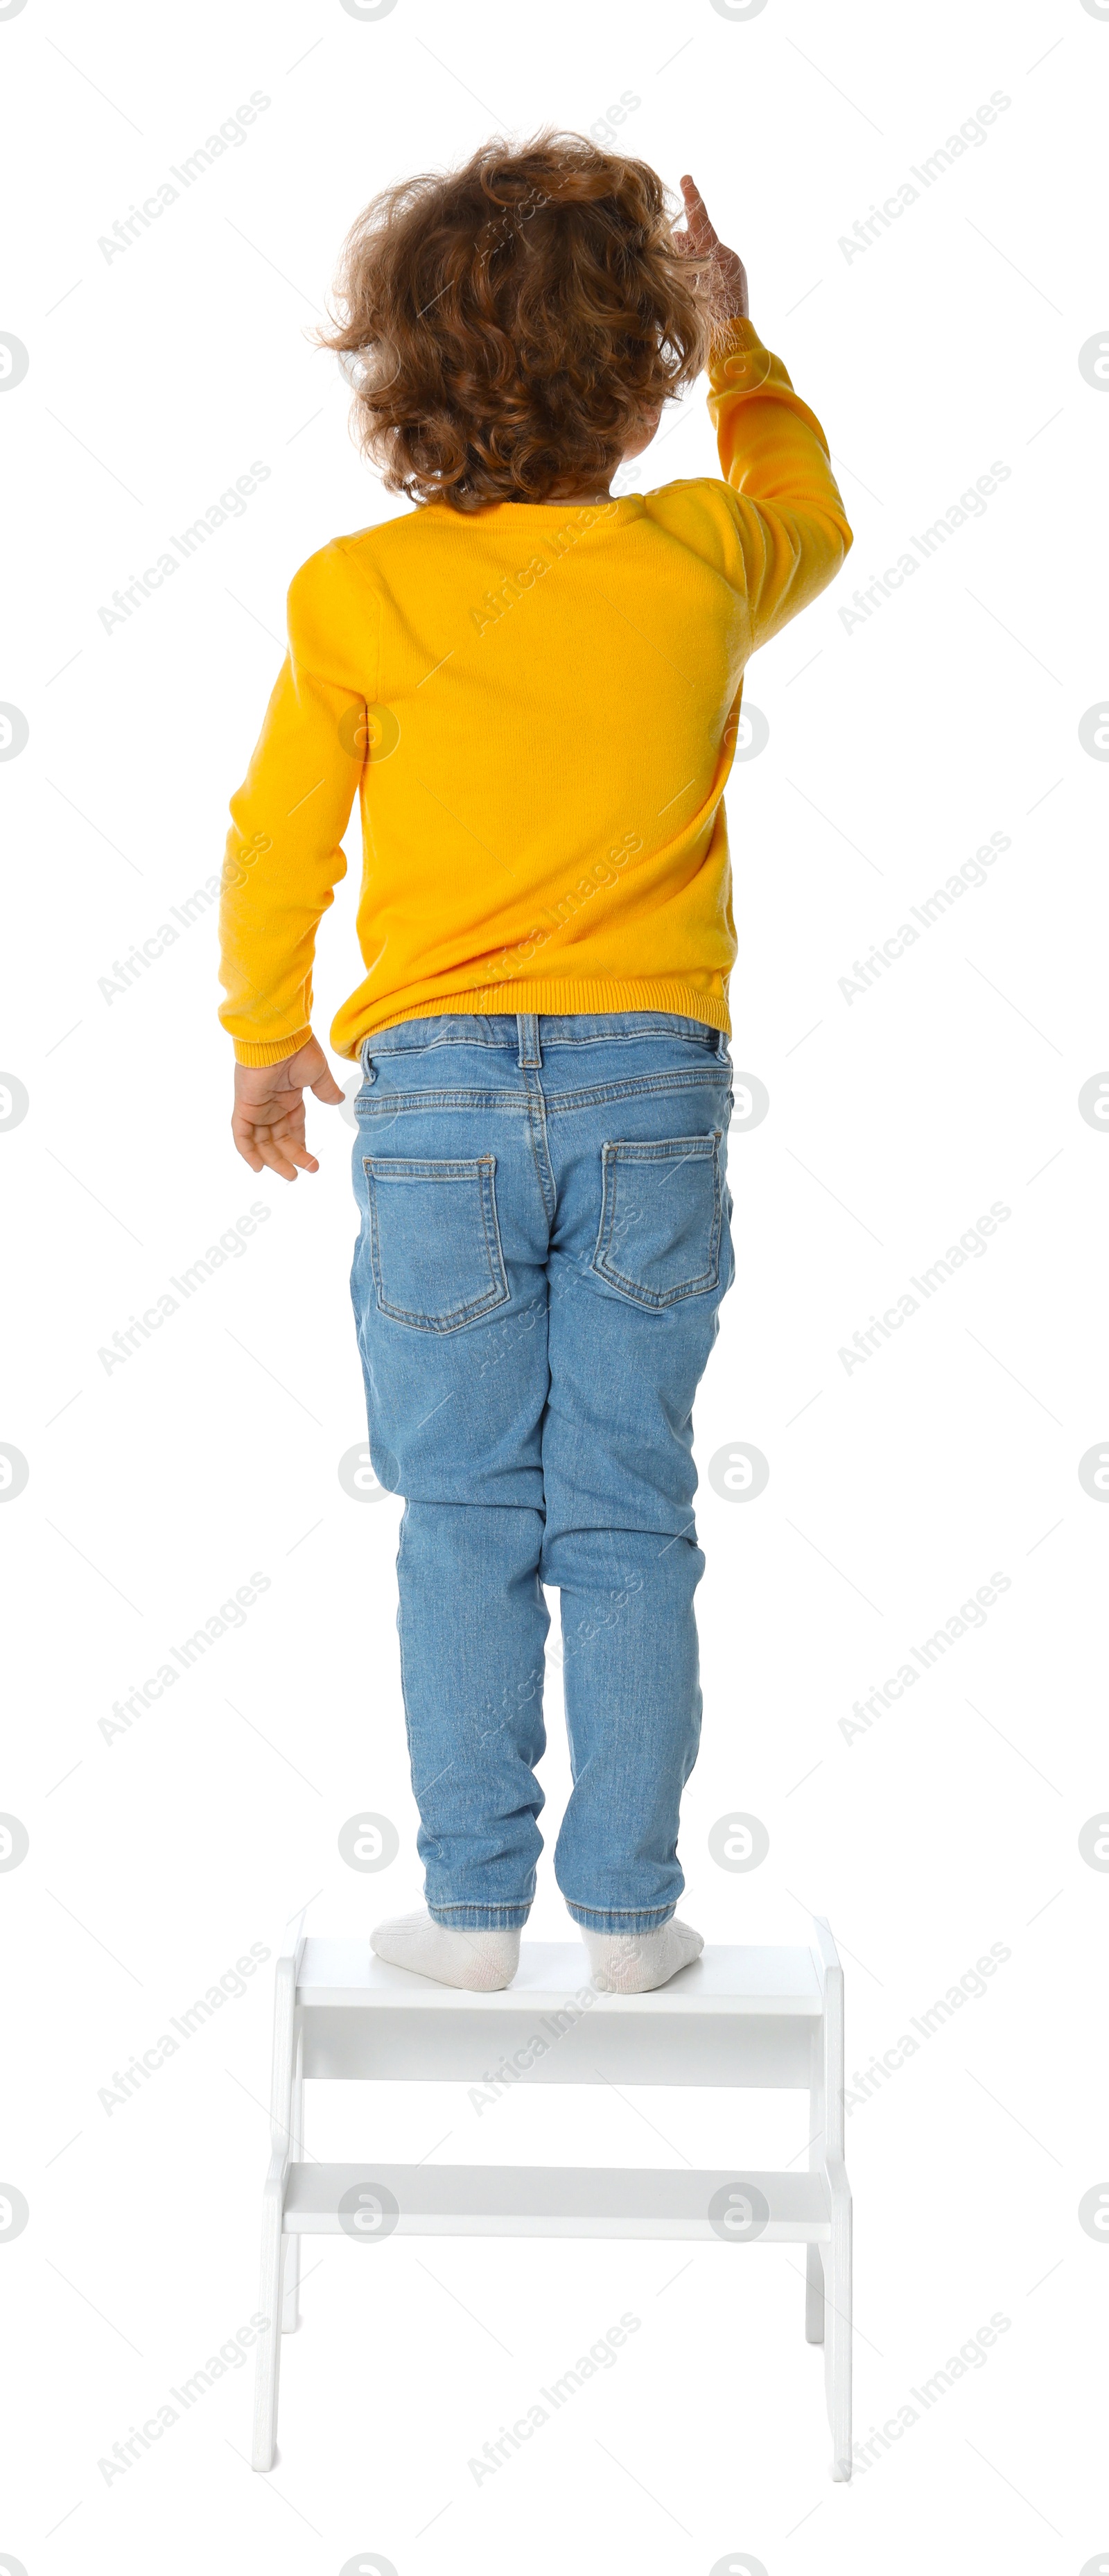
{"left": 333, "top": 977, "right": 732, "bottom": 1054}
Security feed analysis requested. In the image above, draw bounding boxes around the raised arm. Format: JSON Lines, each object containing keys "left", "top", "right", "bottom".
{"left": 673, "top": 174, "right": 853, "bottom": 650}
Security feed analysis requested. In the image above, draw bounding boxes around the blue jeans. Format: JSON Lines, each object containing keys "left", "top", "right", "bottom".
{"left": 349, "top": 1012, "right": 735, "bottom": 1933}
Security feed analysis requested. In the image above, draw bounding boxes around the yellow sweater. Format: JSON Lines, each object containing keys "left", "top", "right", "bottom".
{"left": 218, "top": 318, "right": 851, "bottom": 1065}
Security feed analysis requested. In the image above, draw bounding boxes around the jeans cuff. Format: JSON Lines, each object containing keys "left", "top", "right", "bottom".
{"left": 563, "top": 1900, "right": 677, "bottom": 1934}
{"left": 426, "top": 1903, "right": 532, "bottom": 1930}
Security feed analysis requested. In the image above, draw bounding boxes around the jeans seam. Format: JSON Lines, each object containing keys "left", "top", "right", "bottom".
{"left": 564, "top": 1899, "right": 676, "bottom": 1920}
{"left": 523, "top": 1066, "right": 557, "bottom": 1225}
{"left": 427, "top": 1904, "right": 533, "bottom": 1922}
{"left": 356, "top": 1071, "right": 731, "bottom": 1118}
{"left": 548, "top": 1071, "right": 731, "bottom": 1112}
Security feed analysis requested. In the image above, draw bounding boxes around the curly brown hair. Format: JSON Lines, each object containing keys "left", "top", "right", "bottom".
{"left": 316, "top": 131, "right": 715, "bottom": 512}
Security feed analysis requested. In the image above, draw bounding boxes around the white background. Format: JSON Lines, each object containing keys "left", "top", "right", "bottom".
{"left": 1, "top": 0, "right": 1106, "bottom": 2567}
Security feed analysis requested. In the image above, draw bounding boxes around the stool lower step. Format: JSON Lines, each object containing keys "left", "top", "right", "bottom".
{"left": 283, "top": 2161, "right": 830, "bottom": 2242}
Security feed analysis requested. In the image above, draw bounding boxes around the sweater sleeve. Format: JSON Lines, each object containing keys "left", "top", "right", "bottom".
{"left": 218, "top": 541, "right": 374, "bottom": 1066}
{"left": 705, "top": 316, "right": 853, "bottom": 650}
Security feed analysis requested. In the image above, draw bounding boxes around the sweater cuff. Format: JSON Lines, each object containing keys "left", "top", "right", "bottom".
{"left": 707, "top": 314, "right": 773, "bottom": 388}
{"left": 232, "top": 1026, "right": 314, "bottom": 1068}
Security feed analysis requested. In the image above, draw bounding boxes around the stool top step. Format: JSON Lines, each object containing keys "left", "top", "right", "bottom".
{"left": 295, "top": 1939, "right": 825, "bottom": 2015}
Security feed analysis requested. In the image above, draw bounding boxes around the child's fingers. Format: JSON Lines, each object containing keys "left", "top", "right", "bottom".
{"left": 309, "top": 1068, "right": 346, "bottom": 1105}
{"left": 237, "top": 1122, "right": 321, "bottom": 1181}
{"left": 253, "top": 1137, "right": 308, "bottom": 1181}
{"left": 230, "top": 1117, "right": 266, "bottom": 1171}
{"left": 677, "top": 173, "right": 715, "bottom": 250}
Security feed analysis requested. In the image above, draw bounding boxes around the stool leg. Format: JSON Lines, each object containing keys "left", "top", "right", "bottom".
{"left": 252, "top": 2176, "right": 286, "bottom": 2471}
{"left": 282, "top": 2032, "right": 304, "bottom": 2333}
{"left": 805, "top": 2242, "right": 824, "bottom": 2342}
{"left": 253, "top": 1919, "right": 304, "bottom": 2467}
{"left": 825, "top": 2181, "right": 853, "bottom": 2480}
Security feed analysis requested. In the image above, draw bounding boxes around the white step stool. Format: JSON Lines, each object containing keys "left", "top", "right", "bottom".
{"left": 253, "top": 1914, "right": 853, "bottom": 2479}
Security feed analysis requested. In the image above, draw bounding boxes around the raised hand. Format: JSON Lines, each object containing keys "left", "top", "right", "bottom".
{"left": 672, "top": 174, "right": 749, "bottom": 325}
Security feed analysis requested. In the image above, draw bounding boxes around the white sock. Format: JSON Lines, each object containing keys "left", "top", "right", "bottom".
{"left": 370, "top": 1908, "right": 521, "bottom": 1991}
{"left": 581, "top": 1917, "right": 704, "bottom": 1994}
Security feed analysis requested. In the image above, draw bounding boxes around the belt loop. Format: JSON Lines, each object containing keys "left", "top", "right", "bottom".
{"left": 516, "top": 1012, "right": 542, "bottom": 1068}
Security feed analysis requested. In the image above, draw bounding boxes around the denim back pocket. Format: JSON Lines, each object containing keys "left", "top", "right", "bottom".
{"left": 363, "top": 1155, "right": 509, "bottom": 1332}
{"left": 592, "top": 1133, "right": 722, "bottom": 1309}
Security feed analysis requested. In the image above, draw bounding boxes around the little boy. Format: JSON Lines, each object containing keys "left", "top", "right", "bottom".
{"left": 220, "top": 137, "right": 851, "bottom": 1994}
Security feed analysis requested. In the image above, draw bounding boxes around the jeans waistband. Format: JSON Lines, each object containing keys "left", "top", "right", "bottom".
{"left": 361, "top": 1012, "right": 730, "bottom": 1071}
